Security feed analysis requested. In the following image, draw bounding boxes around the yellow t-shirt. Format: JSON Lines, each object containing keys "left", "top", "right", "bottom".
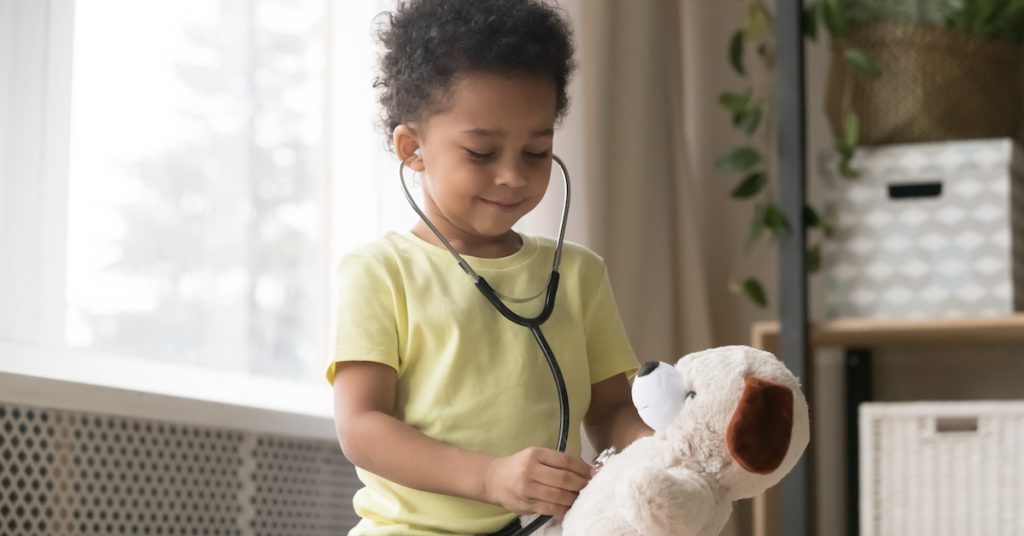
{"left": 327, "top": 231, "right": 638, "bottom": 536}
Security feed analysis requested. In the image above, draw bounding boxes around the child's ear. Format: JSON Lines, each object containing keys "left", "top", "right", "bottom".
{"left": 393, "top": 124, "right": 425, "bottom": 172}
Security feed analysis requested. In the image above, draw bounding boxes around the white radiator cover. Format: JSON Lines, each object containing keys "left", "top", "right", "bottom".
{"left": 0, "top": 402, "right": 361, "bottom": 535}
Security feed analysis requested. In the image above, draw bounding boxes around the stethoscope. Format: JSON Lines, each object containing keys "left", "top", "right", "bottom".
{"left": 398, "top": 152, "right": 571, "bottom": 536}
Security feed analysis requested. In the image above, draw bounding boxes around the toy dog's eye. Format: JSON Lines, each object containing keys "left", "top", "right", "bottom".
{"left": 685, "top": 391, "right": 697, "bottom": 401}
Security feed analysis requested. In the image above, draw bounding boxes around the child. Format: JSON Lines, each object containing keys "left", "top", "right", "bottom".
{"left": 328, "top": 1, "right": 653, "bottom": 534}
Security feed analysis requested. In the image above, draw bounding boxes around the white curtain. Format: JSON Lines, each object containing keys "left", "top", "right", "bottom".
{"left": 0, "top": 0, "right": 74, "bottom": 344}
{"left": 524, "top": 0, "right": 715, "bottom": 363}
{"left": 327, "top": 0, "right": 414, "bottom": 259}
{"left": 527, "top": 1, "right": 763, "bottom": 534}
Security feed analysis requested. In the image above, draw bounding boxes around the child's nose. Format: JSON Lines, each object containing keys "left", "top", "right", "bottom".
{"left": 494, "top": 165, "right": 528, "bottom": 188}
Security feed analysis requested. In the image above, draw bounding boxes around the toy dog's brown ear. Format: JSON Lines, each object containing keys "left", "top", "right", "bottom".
{"left": 726, "top": 376, "right": 794, "bottom": 474}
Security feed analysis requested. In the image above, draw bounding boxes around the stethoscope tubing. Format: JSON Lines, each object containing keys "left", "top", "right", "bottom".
{"left": 398, "top": 154, "right": 572, "bottom": 281}
{"left": 398, "top": 153, "right": 572, "bottom": 536}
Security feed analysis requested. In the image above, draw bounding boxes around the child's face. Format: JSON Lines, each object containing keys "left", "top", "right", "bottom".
{"left": 401, "top": 72, "right": 557, "bottom": 242}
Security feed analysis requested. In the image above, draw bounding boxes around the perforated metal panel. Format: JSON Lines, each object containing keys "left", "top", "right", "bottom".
{"left": 0, "top": 403, "right": 360, "bottom": 536}
{"left": 249, "top": 436, "right": 362, "bottom": 535}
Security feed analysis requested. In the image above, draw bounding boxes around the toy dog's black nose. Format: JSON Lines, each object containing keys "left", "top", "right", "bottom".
{"left": 638, "top": 361, "right": 660, "bottom": 377}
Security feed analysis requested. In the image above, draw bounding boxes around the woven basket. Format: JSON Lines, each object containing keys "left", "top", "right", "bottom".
{"left": 860, "top": 402, "right": 1024, "bottom": 535}
{"left": 826, "top": 23, "right": 1023, "bottom": 146}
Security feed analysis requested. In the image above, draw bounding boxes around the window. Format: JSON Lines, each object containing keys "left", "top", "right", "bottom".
{"left": 66, "top": 0, "right": 326, "bottom": 382}
{"left": 0, "top": 0, "right": 409, "bottom": 419}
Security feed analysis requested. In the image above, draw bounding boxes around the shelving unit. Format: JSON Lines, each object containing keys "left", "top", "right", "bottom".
{"left": 769, "top": 3, "right": 1022, "bottom": 535}
{"left": 752, "top": 315, "right": 1024, "bottom": 351}
{"left": 751, "top": 315, "right": 1024, "bottom": 536}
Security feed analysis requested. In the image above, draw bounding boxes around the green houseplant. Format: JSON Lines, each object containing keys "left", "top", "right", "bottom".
{"left": 718, "top": 0, "right": 1024, "bottom": 307}
{"left": 826, "top": 0, "right": 1024, "bottom": 146}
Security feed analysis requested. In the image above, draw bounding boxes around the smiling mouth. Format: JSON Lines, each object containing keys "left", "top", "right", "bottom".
{"left": 480, "top": 199, "right": 524, "bottom": 210}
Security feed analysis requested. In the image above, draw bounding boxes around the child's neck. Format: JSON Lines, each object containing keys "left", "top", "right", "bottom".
{"left": 411, "top": 223, "right": 523, "bottom": 259}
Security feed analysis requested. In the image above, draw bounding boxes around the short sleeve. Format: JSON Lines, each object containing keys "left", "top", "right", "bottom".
{"left": 584, "top": 265, "right": 640, "bottom": 384}
{"left": 326, "top": 253, "right": 401, "bottom": 385}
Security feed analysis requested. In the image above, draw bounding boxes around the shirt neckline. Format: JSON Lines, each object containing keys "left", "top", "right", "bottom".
{"left": 390, "top": 230, "right": 541, "bottom": 271}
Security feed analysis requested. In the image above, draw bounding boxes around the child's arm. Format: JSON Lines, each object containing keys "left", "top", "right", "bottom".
{"left": 333, "top": 361, "right": 593, "bottom": 518}
{"left": 583, "top": 373, "right": 654, "bottom": 453}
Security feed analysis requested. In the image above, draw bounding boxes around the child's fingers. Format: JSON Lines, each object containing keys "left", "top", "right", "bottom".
{"left": 537, "top": 449, "right": 594, "bottom": 480}
{"left": 504, "top": 485, "right": 571, "bottom": 518}
{"left": 525, "top": 481, "right": 577, "bottom": 510}
{"left": 532, "top": 464, "right": 589, "bottom": 493}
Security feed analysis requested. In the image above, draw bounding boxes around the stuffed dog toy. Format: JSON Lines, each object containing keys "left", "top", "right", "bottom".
{"left": 529, "top": 345, "right": 810, "bottom": 536}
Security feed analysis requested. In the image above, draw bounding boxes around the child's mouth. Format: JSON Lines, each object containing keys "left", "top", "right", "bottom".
{"left": 480, "top": 198, "right": 524, "bottom": 211}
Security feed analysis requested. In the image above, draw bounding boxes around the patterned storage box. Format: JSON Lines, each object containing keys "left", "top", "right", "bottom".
{"left": 860, "top": 402, "right": 1024, "bottom": 536}
{"left": 821, "top": 138, "right": 1024, "bottom": 320}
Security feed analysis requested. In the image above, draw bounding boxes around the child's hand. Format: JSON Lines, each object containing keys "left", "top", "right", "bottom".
{"left": 483, "top": 447, "right": 594, "bottom": 517}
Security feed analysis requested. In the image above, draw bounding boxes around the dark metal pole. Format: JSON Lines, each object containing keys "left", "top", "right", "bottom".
{"left": 776, "top": 1, "right": 813, "bottom": 535}
{"left": 845, "top": 348, "right": 874, "bottom": 536}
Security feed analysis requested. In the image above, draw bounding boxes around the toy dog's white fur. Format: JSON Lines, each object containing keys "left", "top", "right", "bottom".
{"left": 528, "top": 345, "right": 810, "bottom": 536}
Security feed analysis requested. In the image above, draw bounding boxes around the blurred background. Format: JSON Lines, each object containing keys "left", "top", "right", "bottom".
{"left": 2, "top": 1, "right": 1023, "bottom": 535}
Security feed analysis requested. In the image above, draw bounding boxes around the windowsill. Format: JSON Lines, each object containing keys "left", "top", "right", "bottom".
{"left": 0, "top": 339, "right": 336, "bottom": 441}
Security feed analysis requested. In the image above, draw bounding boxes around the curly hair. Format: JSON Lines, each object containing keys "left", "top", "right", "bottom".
{"left": 374, "top": 0, "right": 576, "bottom": 148}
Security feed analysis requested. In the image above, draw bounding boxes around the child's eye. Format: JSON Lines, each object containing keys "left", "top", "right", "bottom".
{"left": 523, "top": 151, "right": 550, "bottom": 159}
{"left": 465, "top": 149, "right": 496, "bottom": 161}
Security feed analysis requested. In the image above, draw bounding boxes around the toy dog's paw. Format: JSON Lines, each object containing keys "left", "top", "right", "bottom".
{"left": 617, "top": 466, "right": 715, "bottom": 536}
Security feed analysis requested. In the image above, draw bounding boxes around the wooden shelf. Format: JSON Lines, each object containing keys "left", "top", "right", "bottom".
{"left": 752, "top": 314, "right": 1024, "bottom": 536}
{"left": 752, "top": 314, "right": 1024, "bottom": 353}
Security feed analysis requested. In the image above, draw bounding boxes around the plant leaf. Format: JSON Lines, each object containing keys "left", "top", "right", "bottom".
{"left": 807, "top": 244, "right": 822, "bottom": 273}
{"left": 716, "top": 147, "right": 761, "bottom": 172}
{"left": 748, "top": 204, "right": 767, "bottom": 246}
{"left": 836, "top": 141, "right": 854, "bottom": 160}
{"left": 839, "top": 151, "right": 859, "bottom": 179}
{"left": 844, "top": 48, "right": 881, "bottom": 78}
{"left": 743, "top": 278, "right": 768, "bottom": 308}
{"left": 739, "top": 108, "right": 763, "bottom": 135}
{"left": 744, "top": 2, "right": 774, "bottom": 41}
{"left": 803, "top": 3, "right": 819, "bottom": 40}
{"left": 804, "top": 205, "right": 822, "bottom": 228}
{"left": 764, "top": 203, "right": 792, "bottom": 236}
{"left": 732, "top": 172, "right": 768, "bottom": 199}
{"left": 729, "top": 30, "right": 745, "bottom": 76}
{"left": 718, "top": 89, "right": 752, "bottom": 113}
{"left": 805, "top": 204, "right": 836, "bottom": 237}
{"left": 822, "top": 0, "right": 847, "bottom": 38}
{"left": 836, "top": 140, "right": 859, "bottom": 178}
{"left": 843, "top": 110, "right": 860, "bottom": 148}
